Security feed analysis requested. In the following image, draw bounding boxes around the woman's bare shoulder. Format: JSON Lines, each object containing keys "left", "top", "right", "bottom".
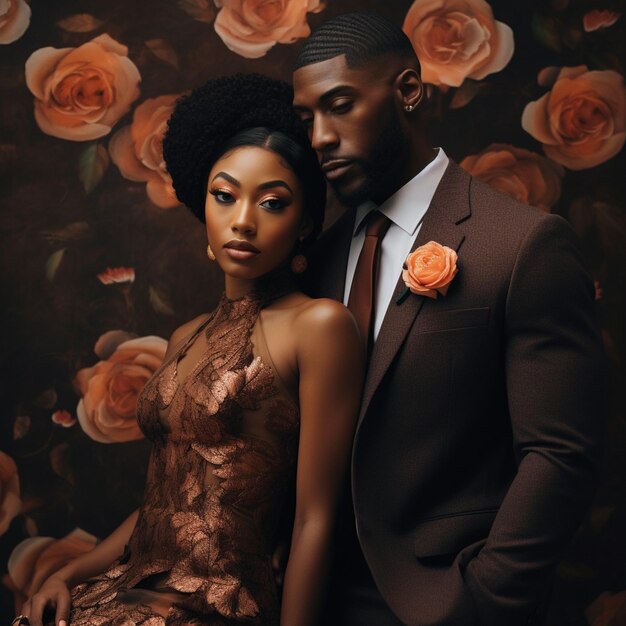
{"left": 292, "top": 297, "right": 359, "bottom": 347}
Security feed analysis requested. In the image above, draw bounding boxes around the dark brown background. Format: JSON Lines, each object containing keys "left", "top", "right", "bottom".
{"left": 1, "top": 1, "right": 625, "bottom": 623}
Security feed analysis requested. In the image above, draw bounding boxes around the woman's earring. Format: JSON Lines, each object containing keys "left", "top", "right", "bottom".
{"left": 291, "top": 237, "right": 307, "bottom": 274}
{"left": 207, "top": 244, "right": 216, "bottom": 261}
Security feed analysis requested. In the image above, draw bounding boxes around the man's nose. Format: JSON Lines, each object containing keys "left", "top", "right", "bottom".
{"left": 231, "top": 201, "right": 256, "bottom": 235}
{"left": 311, "top": 115, "right": 338, "bottom": 152}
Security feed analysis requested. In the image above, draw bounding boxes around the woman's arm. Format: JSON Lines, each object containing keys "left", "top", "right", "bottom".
{"left": 22, "top": 508, "right": 139, "bottom": 626}
{"left": 280, "top": 299, "right": 364, "bottom": 626}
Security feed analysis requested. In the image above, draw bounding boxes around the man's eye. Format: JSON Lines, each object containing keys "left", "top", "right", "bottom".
{"left": 331, "top": 100, "right": 352, "bottom": 114}
{"left": 260, "top": 198, "right": 285, "bottom": 211}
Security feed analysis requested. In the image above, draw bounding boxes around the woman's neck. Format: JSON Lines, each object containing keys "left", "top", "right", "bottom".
{"left": 224, "top": 276, "right": 256, "bottom": 301}
{"left": 224, "top": 264, "right": 296, "bottom": 302}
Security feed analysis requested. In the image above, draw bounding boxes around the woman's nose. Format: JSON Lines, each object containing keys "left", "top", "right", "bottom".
{"left": 231, "top": 201, "right": 256, "bottom": 235}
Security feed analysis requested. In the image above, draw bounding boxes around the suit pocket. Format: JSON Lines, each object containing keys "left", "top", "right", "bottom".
{"left": 417, "top": 307, "right": 490, "bottom": 334}
{"left": 413, "top": 508, "right": 498, "bottom": 558}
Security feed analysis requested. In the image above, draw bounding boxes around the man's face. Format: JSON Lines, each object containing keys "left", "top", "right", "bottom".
{"left": 293, "top": 55, "right": 409, "bottom": 207}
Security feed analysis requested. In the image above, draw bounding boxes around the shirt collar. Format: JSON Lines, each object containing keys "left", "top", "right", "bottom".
{"left": 353, "top": 148, "right": 449, "bottom": 236}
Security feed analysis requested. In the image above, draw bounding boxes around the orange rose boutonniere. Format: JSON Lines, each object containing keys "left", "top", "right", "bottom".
{"left": 399, "top": 241, "right": 458, "bottom": 302}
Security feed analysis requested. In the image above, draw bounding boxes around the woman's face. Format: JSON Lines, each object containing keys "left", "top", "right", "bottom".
{"left": 205, "top": 146, "right": 310, "bottom": 284}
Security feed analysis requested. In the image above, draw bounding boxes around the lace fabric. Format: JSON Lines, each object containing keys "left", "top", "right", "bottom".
{"left": 66, "top": 280, "right": 300, "bottom": 626}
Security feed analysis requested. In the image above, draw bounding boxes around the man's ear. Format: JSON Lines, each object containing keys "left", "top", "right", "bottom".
{"left": 395, "top": 68, "right": 423, "bottom": 111}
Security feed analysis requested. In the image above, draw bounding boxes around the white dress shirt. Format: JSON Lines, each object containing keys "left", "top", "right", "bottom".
{"left": 343, "top": 148, "right": 450, "bottom": 341}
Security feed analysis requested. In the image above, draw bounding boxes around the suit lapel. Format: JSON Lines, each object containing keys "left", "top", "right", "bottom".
{"left": 358, "top": 162, "right": 472, "bottom": 424}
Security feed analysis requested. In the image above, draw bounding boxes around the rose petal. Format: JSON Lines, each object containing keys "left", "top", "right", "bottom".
{"left": 470, "top": 20, "right": 514, "bottom": 80}
{"left": 0, "top": 0, "right": 31, "bottom": 44}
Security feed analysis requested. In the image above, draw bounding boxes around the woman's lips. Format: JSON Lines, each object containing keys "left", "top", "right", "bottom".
{"left": 223, "top": 239, "right": 260, "bottom": 260}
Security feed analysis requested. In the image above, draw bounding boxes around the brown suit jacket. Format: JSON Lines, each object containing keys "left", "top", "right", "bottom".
{"left": 305, "top": 162, "right": 606, "bottom": 626}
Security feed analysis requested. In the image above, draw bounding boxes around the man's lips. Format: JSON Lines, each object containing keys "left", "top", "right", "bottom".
{"left": 321, "top": 159, "right": 354, "bottom": 181}
{"left": 223, "top": 240, "right": 260, "bottom": 260}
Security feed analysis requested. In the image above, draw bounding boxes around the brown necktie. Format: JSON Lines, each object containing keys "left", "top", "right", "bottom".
{"left": 348, "top": 210, "right": 391, "bottom": 355}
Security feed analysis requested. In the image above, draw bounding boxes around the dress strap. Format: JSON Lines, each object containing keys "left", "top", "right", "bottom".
{"left": 252, "top": 312, "right": 298, "bottom": 404}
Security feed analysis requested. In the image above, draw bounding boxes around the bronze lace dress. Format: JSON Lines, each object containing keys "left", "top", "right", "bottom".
{"left": 65, "top": 284, "right": 300, "bottom": 625}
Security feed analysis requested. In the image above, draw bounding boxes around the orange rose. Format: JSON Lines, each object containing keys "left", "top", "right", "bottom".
{"left": 51, "top": 409, "right": 76, "bottom": 427}
{"left": 109, "top": 95, "right": 180, "bottom": 208}
{"left": 460, "top": 143, "right": 564, "bottom": 212}
{"left": 522, "top": 65, "right": 626, "bottom": 170}
{"left": 0, "top": 0, "right": 31, "bottom": 44}
{"left": 25, "top": 34, "right": 141, "bottom": 141}
{"left": 402, "top": 0, "right": 514, "bottom": 88}
{"left": 75, "top": 331, "right": 167, "bottom": 443}
{"left": 97, "top": 266, "right": 136, "bottom": 285}
{"left": 7, "top": 528, "right": 98, "bottom": 608}
{"left": 214, "top": 0, "right": 326, "bottom": 59}
{"left": 586, "top": 590, "right": 626, "bottom": 626}
{"left": 402, "top": 241, "right": 458, "bottom": 299}
{"left": 583, "top": 9, "right": 621, "bottom": 33}
{"left": 0, "top": 451, "right": 21, "bottom": 536}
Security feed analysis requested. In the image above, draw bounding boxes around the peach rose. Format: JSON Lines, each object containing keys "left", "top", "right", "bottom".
{"left": 583, "top": 9, "right": 621, "bottom": 33}
{"left": 586, "top": 590, "right": 626, "bottom": 626}
{"left": 522, "top": 65, "right": 626, "bottom": 170}
{"left": 460, "top": 143, "right": 564, "bottom": 211}
{"left": 214, "top": 0, "right": 326, "bottom": 59}
{"left": 25, "top": 33, "right": 141, "bottom": 141}
{"left": 75, "top": 331, "right": 167, "bottom": 443}
{"left": 97, "top": 266, "right": 136, "bottom": 285}
{"left": 51, "top": 409, "right": 76, "bottom": 427}
{"left": 109, "top": 95, "right": 180, "bottom": 208}
{"left": 402, "top": 241, "right": 458, "bottom": 299}
{"left": 7, "top": 528, "right": 98, "bottom": 606}
{"left": 0, "top": 0, "right": 31, "bottom": 44}
{"left": 402, "top": 0, "right": 514, "bottom": 88}
{"left": 0, "top": 451, "right": 21, "bottom": 536}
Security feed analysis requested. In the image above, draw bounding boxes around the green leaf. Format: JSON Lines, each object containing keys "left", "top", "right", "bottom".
{"left": 145, "top": 39, "right": 179, "bottom": 69}
{"left": 13, "top": 415, "right": 31, "bottom": 441}
{"left": 78, "top": 143, "right": 109, "bottom": 194}
{"left": 588, "top": 505, "right": 616, "bottom": 534}
{"left": 531, "top": 13, "right": 563, "bottom": 53}
{"left": 57, "top": 13, "right": 104, "bottom": 33}
{"left": 34, "top": 388, "right": 58, "bottom": 409}
{"left": 46, "top": 248, "right": 66, "bottom": 281}
{"left": 449, "top": 80, "right": 482, "bottom": 109}
{"left": 178, "top": 0, "right": 215, "bottom": 23}
{"left": 41, "top": 221, "right": 90, "bottom": 244}
{"left": 149, "top": 286, "right": 175, "bottom": 315}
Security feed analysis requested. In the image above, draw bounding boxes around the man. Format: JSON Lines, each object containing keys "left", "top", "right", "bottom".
{"left": 292, "top": 11, "right": 606, "bottom": 626}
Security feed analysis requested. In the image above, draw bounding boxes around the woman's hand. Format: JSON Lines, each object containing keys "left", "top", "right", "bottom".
{"left": 21, "top": 575, "right": 70, "bottom": 626}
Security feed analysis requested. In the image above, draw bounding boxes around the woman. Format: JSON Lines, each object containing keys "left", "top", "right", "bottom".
{"left": 19, "top": 74, "right": 363, "bottom": 626}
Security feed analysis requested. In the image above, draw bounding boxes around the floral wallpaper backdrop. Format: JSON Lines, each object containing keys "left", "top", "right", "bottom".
{"left": 1, "top": 0, "right": 625, "bottom": 623}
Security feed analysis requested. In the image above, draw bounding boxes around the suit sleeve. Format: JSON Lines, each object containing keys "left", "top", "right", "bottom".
{"left": 463, "top": 213, "right": 607, "bottom": 625}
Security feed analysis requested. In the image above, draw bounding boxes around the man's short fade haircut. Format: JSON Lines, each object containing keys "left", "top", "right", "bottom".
{"left": 293, "top": 11, "right": 419, "bottom": 71}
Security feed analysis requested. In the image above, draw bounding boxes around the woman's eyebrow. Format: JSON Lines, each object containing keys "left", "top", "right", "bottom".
{"left": 210, "top": 171, "right": 240, "bottom": 187}
{"left": 258, "top": 180, "right": 293, "bottom": 193}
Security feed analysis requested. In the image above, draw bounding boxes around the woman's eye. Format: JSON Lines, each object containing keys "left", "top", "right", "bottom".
{"left": 260, "top": 198, "right": 285, "bottom": 212}
{"left": 211, "top": 190, "right": 234, "bottom": 203}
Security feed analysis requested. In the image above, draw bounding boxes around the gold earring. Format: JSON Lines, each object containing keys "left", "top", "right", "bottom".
{"left": 207, "top": 244, "right": 216, "bottom": 261}
{"left": 291, "top": 236, "right": 307, "bottom": 274}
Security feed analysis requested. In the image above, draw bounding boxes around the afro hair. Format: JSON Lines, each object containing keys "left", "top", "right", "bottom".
{"left": 163, "top": 73, "right": 324, "bottom": 227}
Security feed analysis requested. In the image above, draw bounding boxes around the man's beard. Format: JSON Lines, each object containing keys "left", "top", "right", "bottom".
{"left": 331, "top": 109, "right": 408, "bottom": 208}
